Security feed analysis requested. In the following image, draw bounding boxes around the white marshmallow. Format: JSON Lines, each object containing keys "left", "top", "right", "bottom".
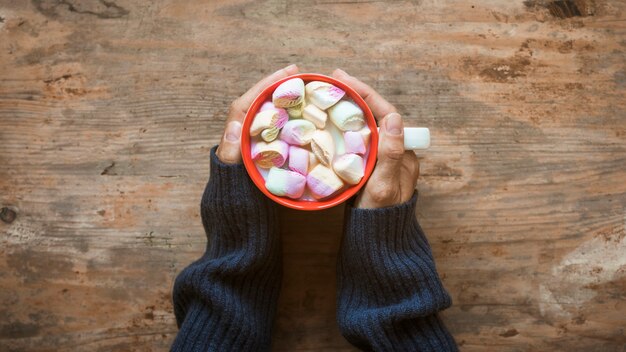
{"left": 265, "top": 167, "right": 307, "bottom": 199}
{"left": 302, "top": 104, "right": 327, "bottom": 128}
{"left": 273, "top": 78, "right": 305, "bottom": 108}
{"left": 328, "top": 100, "right": 366, "bottom": 131}
{"left": 333, "top": 153, "right": 365, "bottom": 185}
{"left": 310, "top": 129, "right": 334, "bottom": 167}
{"left": 305, "top": 81, "right": 345, "bottom": 110}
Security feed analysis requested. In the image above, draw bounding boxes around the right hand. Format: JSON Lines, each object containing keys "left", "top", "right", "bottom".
{"left": 331, "top": 69, "right": 420, "bottom": 209}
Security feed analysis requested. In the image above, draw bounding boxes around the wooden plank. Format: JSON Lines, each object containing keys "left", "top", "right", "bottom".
{"left": 0, "top": 0, "right": 624, "bottom": 350}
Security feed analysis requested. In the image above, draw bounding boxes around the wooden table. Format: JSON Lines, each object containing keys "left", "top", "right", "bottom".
{"left": 1, "top": 1, "right": 624, "bottom": 350}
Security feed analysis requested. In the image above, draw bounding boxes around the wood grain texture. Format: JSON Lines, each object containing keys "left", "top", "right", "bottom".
{"left": 1, "top": 0, "right": 625, "bottom": 351}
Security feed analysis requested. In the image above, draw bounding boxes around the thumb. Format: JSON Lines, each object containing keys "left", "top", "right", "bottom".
{"left": 374, "top": 112, "right": 405, "bottom": 181}
{"left": 216, "top": 120, "right": 243, "bottom": 164}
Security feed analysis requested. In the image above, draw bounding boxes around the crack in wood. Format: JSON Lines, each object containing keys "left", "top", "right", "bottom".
{"left": 32, "top": 0, "right": 129, "bottom": 19}
{"left": 100, "top": 162, "right": 116, "bottom": 175}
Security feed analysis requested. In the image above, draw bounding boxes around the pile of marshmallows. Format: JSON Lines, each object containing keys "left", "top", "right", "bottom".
{"left": 249, "top": 78, "right": 370, "bottom": 200}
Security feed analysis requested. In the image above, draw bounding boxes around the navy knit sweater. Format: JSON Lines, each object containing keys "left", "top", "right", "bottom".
{"left": 171, "top": 145, "right": 457, "bottom": 351}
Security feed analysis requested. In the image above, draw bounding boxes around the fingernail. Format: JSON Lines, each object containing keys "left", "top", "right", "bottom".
{"left": 284, "top": 64, "right": 297, "bottom": 71}
{"left": 225, "top": 121, "right": 242, "bottom": 142}
{"left": 385, "top": 113, "right": 402, "bottom": 135}
{"left": 335, "top": 68, "right": 349, "bottom": 76}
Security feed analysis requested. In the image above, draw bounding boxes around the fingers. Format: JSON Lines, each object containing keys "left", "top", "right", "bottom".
{"left": 374, "top": 112, "right": 406, "bottom": 185}
{"left": 229, "top": 64, "right": 300, "bottom": 121}
{"left": 218, "top": 64, "right": 299, "bottom": 164}
{"left": 357, "top": 113, "right": 406, "bottom": 208}
{"left": 215, "top": 120, "right": 243, "bottom": 164}
{"left": 331, "top": 68, "right": 397, "bottom": 121}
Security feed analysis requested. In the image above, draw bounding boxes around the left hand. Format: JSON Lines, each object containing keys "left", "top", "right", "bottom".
{"left": 216, "top": 64, "right": 300, "bottom": 164}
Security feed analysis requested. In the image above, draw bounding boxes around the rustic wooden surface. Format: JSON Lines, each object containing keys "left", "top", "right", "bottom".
{"left": 1, "top": 0, "right": 625, "bottom": 351}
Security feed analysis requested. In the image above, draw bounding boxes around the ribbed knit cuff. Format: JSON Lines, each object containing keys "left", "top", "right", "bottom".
{"left": 200, "top": 145, "right": 277, "bottom": 234}
{"left": 337, "top": 191, "right": 457, "bottom": 351}
{"left": 344, "top": 191, "right": 451, "bottom": 312}
{"left": 171, "top": 144, "right": 281, "bottom": 351}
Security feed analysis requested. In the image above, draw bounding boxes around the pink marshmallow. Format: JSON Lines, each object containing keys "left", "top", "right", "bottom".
{"left": 306, "top": 165, "right": 344, "bottom": 199}
{"left": 279, "top": 120, "right": 316, "bottom": 146}
{"left": 288, "top": 146, "right": 309, "bottom": 175}
{"left": 344, "top": 131, "right": 366, "bottom": 155}
{"left": 251, "top": 140, "right": 289, "bottom": 168}
{"left": 259, "top": 101, "right": 275, "bottom": 112}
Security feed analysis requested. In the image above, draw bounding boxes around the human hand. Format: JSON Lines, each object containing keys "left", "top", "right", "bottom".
{"left": 332, "top": 69, "right": 420, "bottom": 209}
{"left": 216, "top": 64, "right": 300, "bottom": 164}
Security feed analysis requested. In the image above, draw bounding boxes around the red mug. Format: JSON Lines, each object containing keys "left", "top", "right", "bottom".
{"left": 240, "top": 73, "right": 379, "bottom": 210}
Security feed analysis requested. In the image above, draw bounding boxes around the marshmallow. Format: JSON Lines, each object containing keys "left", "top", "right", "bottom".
{"left": 251, "top": 140, "right": 289, "bottom": 168}
{"left": 261, "top": 126, "right": 279, "bottom": 142}
{"left": 344, "top": 131, "right": 366, "bottom": 155}
{"left": 328, "top": 100, "right": 366, "bottom": 131}
{"left": 250, "top": 109, "right": 288, "bottom": 136}
{"left": 279, "top": 119, "right": 316, "bottom": 146}
{"left": 333, "top": 153, "right": 364, "bottom": 185}
{"left": 305, "top": 81, "right": 345, "bottom": 110}
{"left": 306, "top": 164, "right": 344, "bottom": 199}
{"left": 302, "top": 104, "right": 327, "bottom": 128}
{"left": 259, "top": 101, "right": 276, "bottom": 112}
{"left": 309, "top": 151, "right": 320, "bottom": 170}
{"left": 288, "top": 146, "right": 309, "bottom": 175}
{"left": 359, "top": 127, "right": 371, "bottom": 148}
{"left": 310, "top": 130, "right": 334, "bottom": 167}
{"left": 273, "top": 78, "right": 305, "bottom": 108}
{"left": 265, "top": 167, "right": 306, "bottom": 199}
{"left": 287, "top": 103, "right": 304, "bottom": 119}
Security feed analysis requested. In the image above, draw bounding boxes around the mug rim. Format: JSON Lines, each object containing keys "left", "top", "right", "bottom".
{"left": 240, "top": 73, "right": 379, "bottom": 210}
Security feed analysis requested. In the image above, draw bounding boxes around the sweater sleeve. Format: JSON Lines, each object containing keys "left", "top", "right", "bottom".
{"left": 171, "top": 145, "right": 281, "bottom": 352}
{"left": 336, "top": 191, "right": 458, "bottom": 352}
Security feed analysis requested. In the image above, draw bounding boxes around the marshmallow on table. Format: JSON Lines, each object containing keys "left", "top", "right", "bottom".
{"left": 265, "top": 167, "right": 306, "bottom": 199}
{"left": 344, "top": 131, "right": 366, "bottom": 155}
{"left": 333, "top": 153, "right": 364, "bottom": 185}
{"left": 273, "top": 78, "right": 305, "bottom": 108}
{"left": 250, "top": 109, "right": 288, "bottom": 136}
{"left": 305, "top": 81, "right": 345, "bottom": 110}
{"left": 251, "top": 140, "right": 289, "bottom": 168}
{"left": 328, "top": 100, "right": 366, "bottom": 131}
{"left": 279, "top": 119, "right": 316, "bottom": 146}
{"left": 288, "top": 146, "right": 309, "bottom": 176}
{"left": 310, "top": 129, "right": 334, "bottom": 167}
{"left": 307, "top": 164, "right": 344, "bottom": 199}
{"left": 302, "top": 104, "right": 327, "bottom": 128}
